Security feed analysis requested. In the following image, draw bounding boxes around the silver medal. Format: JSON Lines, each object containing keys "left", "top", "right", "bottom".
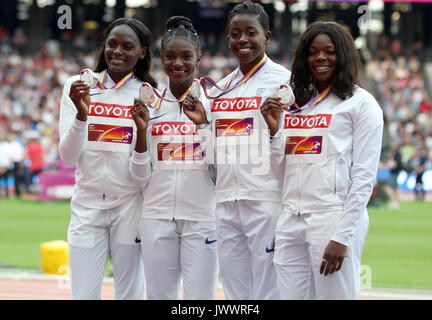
{"left": 80, "top": 69, "right": 98, "bottom": 88}
{"left": 277, "top": 85, "right": 295, "bottom": 106}
{"left": 190, "top": 80, "right": 201, "bottom": 99}
{"left": 139, "top": 84, "right": 154, "bottom": 105}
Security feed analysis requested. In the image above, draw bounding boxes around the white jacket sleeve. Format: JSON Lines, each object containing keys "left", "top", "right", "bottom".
{"left": 331, "top": 97, "right": 383, "bottom": 247}
{"left": 269, "top": 113, "right": 286, "bottom": 169}
{"left": 129, "top": 150, "right": 152, "bottom": 188}
{"left": 58, "top": 76, "right": 87, "bottom": 166}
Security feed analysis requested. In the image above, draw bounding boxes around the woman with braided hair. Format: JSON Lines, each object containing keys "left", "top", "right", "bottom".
{"left": 129, "top": 16, "right": 218, "bottom": 300}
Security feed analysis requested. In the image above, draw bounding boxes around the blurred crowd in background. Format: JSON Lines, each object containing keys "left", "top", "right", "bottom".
{"left": 0, "top": 26, "right": 431, "bottom": 205}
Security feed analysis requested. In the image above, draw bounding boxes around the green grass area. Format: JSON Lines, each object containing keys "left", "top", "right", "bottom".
{"left": 362, "top": 201, "right": 432, "bottom": 290}
{"left": 0, "top": 199, "right": 70, "bottom": 269}
{"left": 0, "top": 199, "right": 431, "bottom": 290}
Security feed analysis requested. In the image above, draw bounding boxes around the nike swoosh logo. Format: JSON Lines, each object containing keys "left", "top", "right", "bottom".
{"left": 149, "top": 113, "right": 168, "bottom": 121}
{"left": 265, "top": 247, "right": 274, "bottom": 253}
{"left": 205, "top": 237, "right": 217, "bottom": 245}
{"left": 135, "top": 237, "right": 141, "bottom": 243}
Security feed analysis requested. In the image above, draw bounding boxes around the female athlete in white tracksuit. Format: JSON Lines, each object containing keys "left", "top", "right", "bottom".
{"left": 129, "top": 16, "right": 218, "bottom": 300}
{"left": 59, "top": 18, "right": 157, "bottom": 300}
{"left": 262, "top": 21, "right": 383, "bottom": 299}
{"left": 206, "top": 1, "right": 291, "bottom": 300}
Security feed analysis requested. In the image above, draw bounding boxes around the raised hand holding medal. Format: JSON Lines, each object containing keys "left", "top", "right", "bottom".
{"left": 79, "top": 69, "right": 98, "bottom": 88}
{"left": 182, "top": 79, "right": 208, "bottom": 126}
{"left": 131, "top": 97, "right": 150, "bottom": 132}
{"left": 139, "top": 83, "right": 156, "bottom": 106}
{"left": 277, "top": 84, "right": 295, "bottom": 110}
{"left": 260, "top": 84, "right": 294, "bottom": 137}
{"left": 182, "top": 79, "right": 201, "bottom": 111}
{"left": 131, "top": 83, "right": 154, "bottom": 132}
{"left": 189, "top": 79, "right": 201, "bottom": 100}
{"left": 69, "top": 69, "right": 95, "bottom": 121}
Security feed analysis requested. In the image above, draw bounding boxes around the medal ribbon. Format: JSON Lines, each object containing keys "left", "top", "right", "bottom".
{"left": 154, "top": 88, "right": 167, "bottom": 109}
{"left": 287, "top": 85, "right": 332, "bottom": 114}
{"left": 96, "top": 69, "right": 134, "bottom": 90}
{"left": 142, "top": 80, "right": 197, "bottom": 109}
{"left": 198, "top": 54, "right": 268, "bottom": 100}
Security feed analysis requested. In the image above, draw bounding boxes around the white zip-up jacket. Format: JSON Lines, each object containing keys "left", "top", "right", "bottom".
{"left": 271, "top": 86, "right": 383, "bottom": 246}
{"left": 59, "top": 73, "right": 142, "bottom": 209}
{"left": 209, "top": 58, "right": 291, "bottom": 203}
{"left": 129, "top": 84, "right": 215, "bottom": 221}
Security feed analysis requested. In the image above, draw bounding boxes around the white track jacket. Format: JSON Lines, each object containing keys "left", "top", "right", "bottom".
{"left": 271, "top": 86, "right": 383, "bottom": 246}
{"left": 59, "top": 73, "right": 142, "bottom": 209}
{"left": 129, "top": 84, "right": 215, "bottom": 221}
{"left": 210, "top": 58, "right": 291, "bottom": 203}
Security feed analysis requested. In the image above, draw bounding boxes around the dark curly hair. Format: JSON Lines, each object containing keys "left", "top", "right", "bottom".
{"left": 290, "top": 21, "right": 360, "bottom": 106}
{"left": 94, "top": 18, "right": 157, "bottom": 87}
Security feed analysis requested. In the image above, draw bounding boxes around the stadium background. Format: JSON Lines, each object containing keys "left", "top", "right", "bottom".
{"left": 0, "top": 0, "right": 432, "bottom": 299}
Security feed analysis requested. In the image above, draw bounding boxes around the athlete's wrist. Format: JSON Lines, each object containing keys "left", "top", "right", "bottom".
{"left": 196, "top": 118, "right": 211, "bottom": 128}
{"left": 76, "top": 113, "right": 87, "bottom": 122}
{"left": 269, "top": 126, "right": 279, "bottom": 137}
{"left": 136, "top": 127, "right": 148, "bottom": 133}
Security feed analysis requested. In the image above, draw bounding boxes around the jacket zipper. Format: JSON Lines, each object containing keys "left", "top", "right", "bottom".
{"left": 173, "top": 115, "right": 182, "bottom": 220}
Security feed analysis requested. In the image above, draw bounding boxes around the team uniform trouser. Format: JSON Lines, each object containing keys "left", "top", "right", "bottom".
{"left": 216, "top": 200, "right": 282, "bottom": 300}
{"left": 139, "top": 218, "right": 218, "bottom": 300}
{"left": 273, "top": 209, "right": 369, "bottom": 300}
{"left": 68, "top": 194, "right": 145, "bottom": 300}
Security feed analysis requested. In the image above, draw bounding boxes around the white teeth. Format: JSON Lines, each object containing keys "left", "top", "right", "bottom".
{"left": 316, "top": 66, "right": 329, "bottom": 71}
{"left": 172, "top": 70, "right": 186, "bottom": 76}
{"left": 239, "top": 48, "right": 251, "bottom": 53}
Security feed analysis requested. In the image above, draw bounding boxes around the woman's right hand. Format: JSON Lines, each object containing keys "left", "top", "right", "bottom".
{"left": 69, "top": 80, "right": 91, "bottom": 121}
{"left": 260, "top": 97, "right": 283, "bottom": 136}
{"left": 182, "top": 95, "right": 208, "bottom": 125}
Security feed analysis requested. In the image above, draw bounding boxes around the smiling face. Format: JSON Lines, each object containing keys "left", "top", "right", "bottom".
{"left": 161, "top": 37, "right": 199, "bottom": 92}
{"left": 104, "top": 24, "right": 146, "bottom": 83}
{"left": 227, "top": 14, "right": 270, "bottom": 74}
{"left": 307, "top": 33, "right": 337, "bottom": 92}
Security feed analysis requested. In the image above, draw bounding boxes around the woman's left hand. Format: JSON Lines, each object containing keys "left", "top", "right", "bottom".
{"left": 131, "top": 98, "right": 150, "bottom": 131}
{"left": 182, "top": 95, "right": 208, "bottom": 125}
{"left": 260, "top": 97, "right": 284, "bottom": 136}
{"left": 320, "top": 240, "right": 347, "bottom": 276}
